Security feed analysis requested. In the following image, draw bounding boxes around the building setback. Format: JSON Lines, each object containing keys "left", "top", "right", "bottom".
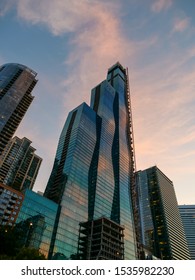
{"left": 0, "top": 63, "right": 37, "bottom": 155}
{"left": 44, "top": 62, "right": 138, "bottom": 259}
{"left": 0, "top": 136, "right": 42, "bottom": 192}
{"left": 179, "top": 205, "right": 195, "bottom": 260}
{"left": 137, "top": 166, "right": 190, "bottom": 259}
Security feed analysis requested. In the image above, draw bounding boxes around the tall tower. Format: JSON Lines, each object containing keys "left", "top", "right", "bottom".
{"left": 137, "top": 166, "right": 190, "bottom": 259}
{"left": 0, "top": 136, "right": 42, "bottom": 191}
{"left": 179, "top": 205, "right": 195, "bottom": 260}
{"left": 0, "top": 63, "right": 37, "bottom": 155}
{"left": 44, "top": 62, "right": 137, "bottom": 259}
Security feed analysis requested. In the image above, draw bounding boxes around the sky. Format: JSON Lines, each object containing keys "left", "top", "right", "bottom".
{"left": 0, "top": 0, "right": 194, "bottom": 205}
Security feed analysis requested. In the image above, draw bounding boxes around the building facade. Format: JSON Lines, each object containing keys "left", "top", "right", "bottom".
{"left": 0, "top": 136, "right": 42, "bottom": 192}
{"left": 137, "top": 166, "right": 190, "bottom": 259}
{"left": 0, "top": 182, "right": 24, "bottom": 226}
{"left": 78, "top": 217, "right": 125, "bottom": 260}
{"left": 179, "top": 205, "right": 195, "bottom": 260}
{"left": 44, "top": 62, "right": 137, "bottom": 259}
{"left": 0, "top": 63, "right": 37, "bottom": 155}
{"left": 15, "top": 189, "right": 58, "bottom": 259}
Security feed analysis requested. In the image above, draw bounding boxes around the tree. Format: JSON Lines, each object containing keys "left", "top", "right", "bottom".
{"left": 0, "top": 225, "right": 19, "bottom": 258}
{"left": 15, "top": 247, "right": 46, "bottom": 260}
{"left": 0, "top": 225, "right": 46, "bottom": 259}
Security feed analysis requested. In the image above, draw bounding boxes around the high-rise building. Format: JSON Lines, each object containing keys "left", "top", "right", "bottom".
{"left": 44, "top": 62, "right": 138, "bottom": 259}
{"left": 0, "top": 182, "right": 24, "bottom": 226}
{"left": 179, "top": 205, "right": 195, "bottom": 260}
{"left": 0, "top": 63, "right": 37, "bottom": 155}
{"left": 0, "top": 136, "right": 42, "bottom": 192}
{"left": 137, "top": 166, "right": 190, "bottom": 259}
{"left": 78, "top": 217, "right": 125, "bottom": 260}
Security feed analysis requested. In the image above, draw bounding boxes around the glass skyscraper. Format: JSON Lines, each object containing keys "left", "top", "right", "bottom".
{"left": 179, "top": 205, "right": 195, "bottom": 260}
{"left": 0, "top": 63, "right": 37, "bottom": 155}
{"left": 44, "top": 62, "right": 137, "bottom": 259}
{"left": 137, "top": 166, "right": 190, "bottom": 259}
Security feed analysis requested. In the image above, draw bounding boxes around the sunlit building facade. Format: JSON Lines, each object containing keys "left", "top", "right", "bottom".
{"left": 0, "top": 63, "right": 37, "bottom": 155}
{"left": 137, "top": 166, "right": 190, "bottom": 259}
{"left": 44, "top": 62, "right": 137, "bottom": 259}
{"left": 0, "top": 136, "right": 42, "bottom": 191}
{"left": 179, "top": 205, "right": 195, "bottom": 260}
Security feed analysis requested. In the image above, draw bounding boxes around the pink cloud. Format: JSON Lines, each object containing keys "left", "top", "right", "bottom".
{"left": 3, "top": 0, "right": 194, "bottom": 204}
{"left": 151, "top": 0, "right": 173, "bottom": 13}
{"left": 172, "top": 17, "right": 190, "bottom": 33}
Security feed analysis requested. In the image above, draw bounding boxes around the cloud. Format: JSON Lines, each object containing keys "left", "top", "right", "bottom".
{"left": 6, "top": 1, "right": 126, "bottom": 105}
{"left": 16, "top": 0, "right": 94, "bottom": 35}
{"left": 1, "top": 0, "right": 195, "bottom": 203}
{"left": 0, "top": 0, "right": 15, "bottom": 16}
{"left": 172, "top": 17, "right": 190, "bottom": 33}
{"left": 132, "top": 42, "right": 195, "bottom": 183}
{"left": 1, "top": 0, "right": 159, "bottom": 110}
{"left": 151, "top": 0, "right": 173, "bottom": 13}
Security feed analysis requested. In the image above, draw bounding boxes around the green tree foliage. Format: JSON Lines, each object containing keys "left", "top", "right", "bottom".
{"left": 15, "top": 247, "right": 46, "bottom": 260}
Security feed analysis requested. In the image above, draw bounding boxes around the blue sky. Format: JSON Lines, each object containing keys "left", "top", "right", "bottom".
{"left": 0, "top": 0, "right": 195, "bottom": 204}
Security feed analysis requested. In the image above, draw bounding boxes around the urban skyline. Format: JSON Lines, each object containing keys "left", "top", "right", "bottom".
{"left": 0, "top": 1, "right": 195, "bottom": 205}
{"left": 0, "top": 61, "right": 192, "bottom": 260}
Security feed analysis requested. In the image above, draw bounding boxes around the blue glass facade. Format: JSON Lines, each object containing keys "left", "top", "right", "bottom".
{"left": 16, "top": 190, "right": 58, "bottom": 259}
{"left": 44, "top": 63, "right": 137, "bottom": 259}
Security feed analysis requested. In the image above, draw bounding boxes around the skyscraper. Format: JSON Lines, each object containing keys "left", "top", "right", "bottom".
{"left": 44, "top": 62, "right": 138, "bottom": 259}
{"left": 179, "top": 205, "right": 195, "bottom": 260}
{"left": 0, "top": 63, "right": 37, "bottom": 155}
{"left": 137, "top": 166, "right": 190, "bottom": 259}
{"left": 0, "top": 136, "right": 42, "bottom": 192}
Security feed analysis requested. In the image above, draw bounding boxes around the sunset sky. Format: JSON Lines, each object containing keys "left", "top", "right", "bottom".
{"left": 0, "top": 0, "right": 194, "bottom": 205}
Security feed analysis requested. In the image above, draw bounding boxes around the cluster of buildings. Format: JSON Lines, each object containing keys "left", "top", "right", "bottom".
{"left": 0, "top": 62, "right": 194, "bottom": 260}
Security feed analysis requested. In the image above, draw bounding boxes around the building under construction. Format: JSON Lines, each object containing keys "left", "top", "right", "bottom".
{"left": 78, "top": 217, "right": 124, "bottom": 260}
